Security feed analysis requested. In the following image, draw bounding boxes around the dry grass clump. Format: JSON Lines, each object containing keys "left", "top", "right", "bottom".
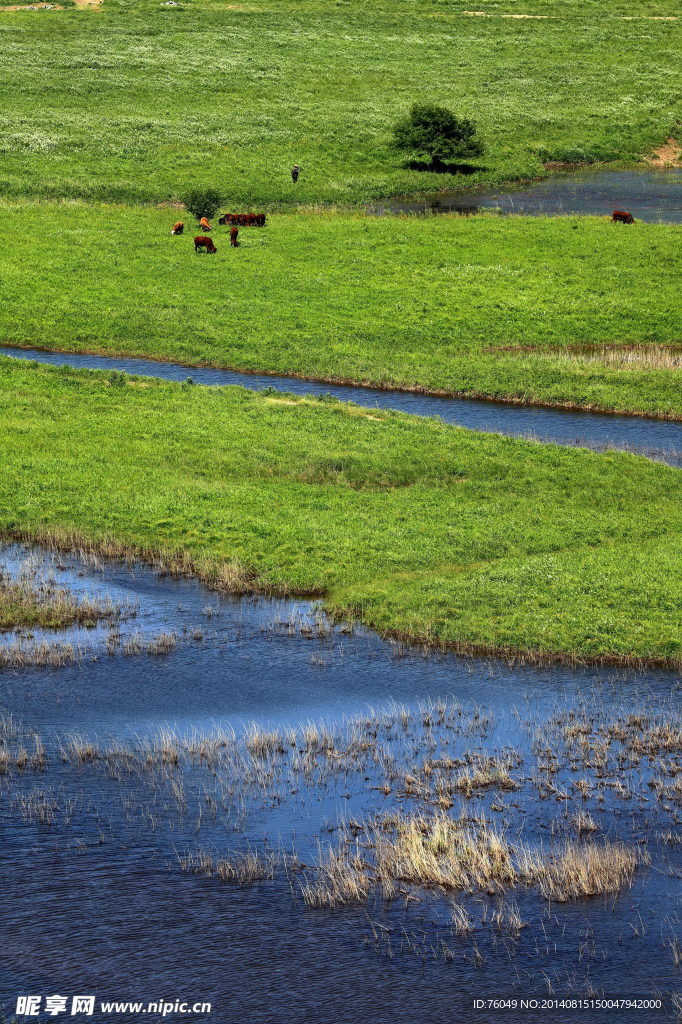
{"left": 452, "top": 755, "right": 521, "bottom": 797}
{"left": 121, "top": 631, "right": 178, "bottom": 657}
{"left": 532, "top": 344, "right": 682, "bottom": 372}
{"left": 373, "top": 814, "right": 516, "bottom": 894}
{"left": 61, "top": 733, "right": 99, "bottom": 764}
{"left": 178, "top": 847, "right": 273, "bottom": 885}
{"left": 572, "top": 810, "right": 600, "bottom": 835}
{"left": 300, "top": 846, "right": 370, "bottom": 907}
{"left": 527, "top": 841, "right": 644, "bottom": 902}
{"left": 245, "top": 724, "right": 285, "bottom": 760}
{"left": 145, "top": 631, "right": 177, "bottom": 655}
{"left": 297, "top": 809, "right": 647, "bottom": 911}
{"left": 0, "top": 639, "right": 78, "bottom": 669}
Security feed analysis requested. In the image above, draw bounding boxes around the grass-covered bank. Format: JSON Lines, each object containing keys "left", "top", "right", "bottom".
{"left": 1, "top": 359, "right": 680, "bottom": 665}
{"left": 2, "top": 202, "right": 680, "bottom": 417}
{"left": 0, "top": 0, "right": 679, "bottom": 205}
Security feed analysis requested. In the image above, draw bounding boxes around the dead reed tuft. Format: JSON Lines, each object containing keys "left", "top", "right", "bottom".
{"left": 245, "top": 725, "right": 285, "bottom": 759}
{"left": 300, "top": 845, "right": 370, "bottom": 907}
{"left": 0, "top": 639, "right": 78, "bottom": 669}
{"left": 527, "top": 841, "right": 644, "bottom": 902}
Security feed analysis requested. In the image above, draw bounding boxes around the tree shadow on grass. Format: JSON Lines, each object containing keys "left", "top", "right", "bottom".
{"left": 404, "top": 159, "right": 486, "bottom": 175}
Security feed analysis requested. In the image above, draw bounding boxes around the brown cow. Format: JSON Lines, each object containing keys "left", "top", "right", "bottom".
{"left": 255, "top": 213, "right": 266, "bottom": 227}
{"left": 612, "top": 210, "right": 634, "bottom": 224}
{"left": 171, "top": 221, "right": 184, "bottom": 235}
{"left": 230, "top": 226, "right": 239, "bottom": 247}
{"left": 194, "top": 235, "right": 217, "bottom": 253}
{"left": 199, "top": 216, "right": 212, "bottom": 231}
{"left": 218, "top": 214, "right": 230, "bottom": 225}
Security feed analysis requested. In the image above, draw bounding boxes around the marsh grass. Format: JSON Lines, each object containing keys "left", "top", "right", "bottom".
{"left": 530, "top": 841, "right": 644, "bottom": 902}
{"left": 1, "top": 695, "right": 677, "bottom": 922}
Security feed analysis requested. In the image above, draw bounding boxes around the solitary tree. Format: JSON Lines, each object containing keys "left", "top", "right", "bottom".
{"left": 392, "top": 104, "right": 483, "bottom": 169}
{"left": 182, "top": 187, "right": 223, "bottom": 222}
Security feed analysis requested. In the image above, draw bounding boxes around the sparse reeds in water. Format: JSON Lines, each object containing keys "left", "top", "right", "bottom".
{"left": 145, "top": 631, "right": 177, "bottom": 655}
{"left": 300, "top": 844, "right": 370, "bottom": 908}
{"left": 450, "top": 901, "right": 474, "bottom": 935}
{"left": 245, "top": 724, "right": 285, "bottom": 760}
{"left": 0, "top": 639, "right": 79, "bottom": 670}
{"left": 0, "top": 556, "right": 135, "bottom": 632}
{"left": 492, "top": 900, "right": 526, "bottom": 935}
{"left": 14, "top": 788, "right": 58, "bottom": 825}
{"left": 178, "top": 847, "right": 273, "bottom": 885}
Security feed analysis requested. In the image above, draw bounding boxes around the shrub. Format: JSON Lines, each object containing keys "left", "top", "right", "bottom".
{"left": 392, "top": 103, "right": 483, "bottom": 170}
{"left": 182, "top": 187, "right": 223, "bottom": 221}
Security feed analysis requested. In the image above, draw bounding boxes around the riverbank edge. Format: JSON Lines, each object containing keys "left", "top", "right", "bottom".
{"left": 3, "top": 529, "right": 680, "bottom": 672}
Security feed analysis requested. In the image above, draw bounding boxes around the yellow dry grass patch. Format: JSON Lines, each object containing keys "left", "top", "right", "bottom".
{"left": 648, "top": 137, "right": 682, "bottom": 167}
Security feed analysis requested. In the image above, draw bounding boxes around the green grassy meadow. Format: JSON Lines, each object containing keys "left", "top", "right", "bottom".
{"left": 1, "top": 201, "right": 680, "bottom": 416}
{"left": 0, "top": 0, "right": 679, "bottom": 205}
{"left": 0, "top": 0, "right": 680, "bottom": 664}
{"left": 1, "top": 358, "right": 681, "bottom": 664}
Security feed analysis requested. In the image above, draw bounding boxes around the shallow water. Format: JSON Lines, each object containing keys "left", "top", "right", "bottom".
{"left": 370, "top": 167, "right": 682, "bottom": 224}
{"left": 2, "top": 346, "right": 681, "bottom": 467}
{"left": 0, "top": 546, "right": 680, "bottom": 1023}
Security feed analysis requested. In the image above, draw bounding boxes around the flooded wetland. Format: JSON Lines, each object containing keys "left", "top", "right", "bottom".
{"left": 1, "top": 545, "right": 680, "bottom": 1022}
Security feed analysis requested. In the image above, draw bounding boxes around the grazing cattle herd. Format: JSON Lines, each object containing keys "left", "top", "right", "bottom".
{"left": 218, "top": 213, "right": 267, "bottom": 226}
{"left": 175, "top": 208, "right": 635, "bottom": 256}
{"left": 169, "top": 211, "right": 267, "bottom": 254}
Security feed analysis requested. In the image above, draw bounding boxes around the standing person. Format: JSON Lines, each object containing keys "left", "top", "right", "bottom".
{"left": 291, "top": 164, "right": 300, "bottom": 183}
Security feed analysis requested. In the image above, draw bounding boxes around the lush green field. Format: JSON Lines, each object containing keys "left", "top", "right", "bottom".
{"left": 0, "top": 0, "right": 679, "bottom": 205}
{"left": 1, "top": 358, "right": 680, "bottom": 663}
{"left": 2, "top": 201, "right": 680, "bottom": 416}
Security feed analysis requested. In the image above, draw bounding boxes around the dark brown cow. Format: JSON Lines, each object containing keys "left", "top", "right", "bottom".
{"left": 230, "top": 226, "right": 239, "bottom": 247}
{"left": 219, "top": 212, "right": 266, "bottom": 227}
{"left": 194, "top": 235, "right": 217, "bottom": 253}
{"left": 612, "top": 210, "right": 634, "bottom": 224}
{"left": 171, "top": 221, "right": 184, "bottom": 235}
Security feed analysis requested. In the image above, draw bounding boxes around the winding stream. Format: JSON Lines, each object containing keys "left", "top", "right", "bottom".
{"left": 2, "top": 345, "right": 681, "bottom": 467}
